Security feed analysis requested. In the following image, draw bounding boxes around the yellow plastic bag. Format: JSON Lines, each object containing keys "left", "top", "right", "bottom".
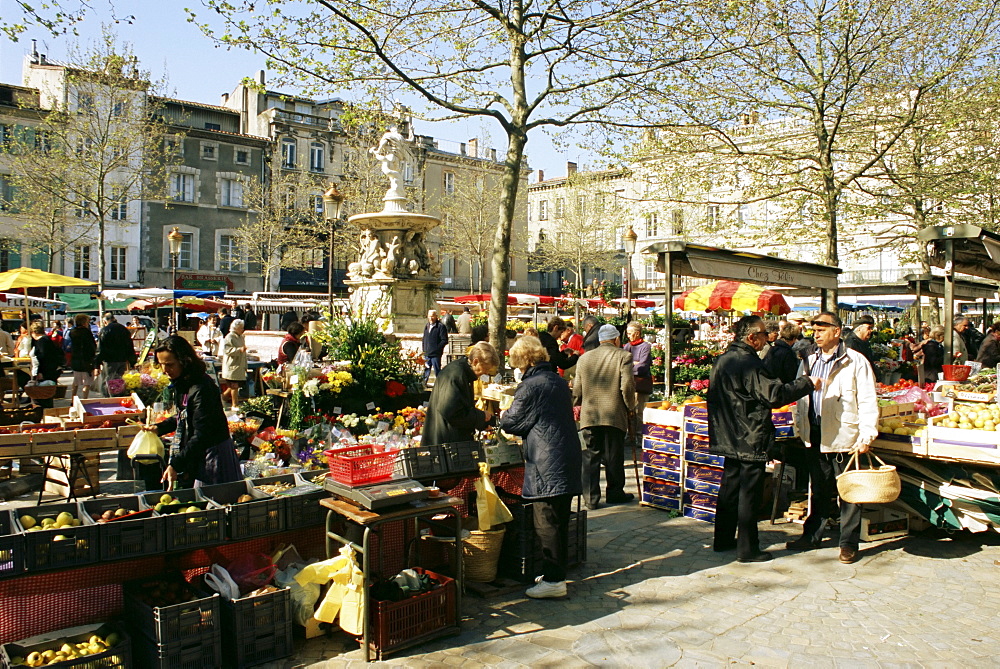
{"left": 127, "top": 430, "right": 164, "bottom": 460}
{"left": 474, "top": 462, "right": 513, "bottom": 531}
{"left": 294, "top": 545, "right": 364, "bottom": 630}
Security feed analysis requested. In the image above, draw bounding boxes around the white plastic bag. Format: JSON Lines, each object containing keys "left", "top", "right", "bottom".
{"left": 276, "top": 562, "right": 321, "bottom": 627}
{"left": 127, "top": 430, "right": 164, "bottom": 460}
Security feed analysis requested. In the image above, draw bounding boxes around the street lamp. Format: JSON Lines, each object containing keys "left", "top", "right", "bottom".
{"left": 322, "top": 185, "right": 345, "bottom": 319}
{"left": 622, "top": 224, "right": 638, "bottom": 323}
{"left": 167, "top": 226, "right": 183, "bottom": 333}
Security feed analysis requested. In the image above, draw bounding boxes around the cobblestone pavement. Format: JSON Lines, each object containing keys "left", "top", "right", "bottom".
{"left": 269, "top": 493, "right": 1000, "bottom": 668}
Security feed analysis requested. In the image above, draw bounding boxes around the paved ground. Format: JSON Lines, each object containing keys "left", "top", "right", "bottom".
{"left": 268, "top": 486, "right": 1000, "bottom": 668}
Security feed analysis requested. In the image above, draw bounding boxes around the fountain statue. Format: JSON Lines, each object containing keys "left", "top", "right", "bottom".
{"left": 344, "top": 127, "right": 442, "bottom": 333}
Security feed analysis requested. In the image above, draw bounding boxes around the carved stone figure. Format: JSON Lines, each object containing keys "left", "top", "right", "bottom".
{"left": 369, "top": 126, "right": 412, "bottom": 202}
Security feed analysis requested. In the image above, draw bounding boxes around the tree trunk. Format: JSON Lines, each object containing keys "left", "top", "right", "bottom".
{"left": 97, "top": 217, "right": 106, "bottom": 321}
{"left": 488, "top": 130, "right": 527, "bottom": 357}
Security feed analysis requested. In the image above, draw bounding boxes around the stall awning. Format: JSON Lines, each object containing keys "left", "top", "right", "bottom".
{"left": 918, "top": 224, "right": 1000, "bottom": 281}
{"left": 642, "top": 241, "right": 842, "bottom": 290}
{"left": 58, "top": 293, "right": 134, "bottom": 313}
{"left": 101, "top": 288, "right": 226, "bottom": 301}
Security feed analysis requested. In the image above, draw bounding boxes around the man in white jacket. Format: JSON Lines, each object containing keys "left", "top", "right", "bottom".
{"left": 787, "top": 311, "right": 878, "bottom": 564}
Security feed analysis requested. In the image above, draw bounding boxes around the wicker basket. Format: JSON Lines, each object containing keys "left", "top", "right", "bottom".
{"left": 836, "top": 451, "right": 901, "bottom": 504}
{"left": 22, "top": 384, "right": 66, "bottom": 400}
{"left": 462, "top": 526, "right": 506, "bottom": 583}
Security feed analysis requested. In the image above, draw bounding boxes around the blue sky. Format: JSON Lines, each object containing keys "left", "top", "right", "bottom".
{"left": 0, "top": 3, "right": 577, "bottom": 181}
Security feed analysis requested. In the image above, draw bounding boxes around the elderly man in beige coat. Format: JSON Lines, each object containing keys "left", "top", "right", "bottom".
{"left": 572, "top": 324, "right": 637, "bottom": 510}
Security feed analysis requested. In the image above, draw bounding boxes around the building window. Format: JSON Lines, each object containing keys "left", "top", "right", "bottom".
{"left": 171, "top": 173, "right": 195, "bottom": 202}
{"left": 645, "top": 212, "right": 659, "bottom": 237}
{"left": 204, "top": 122, "right": 221, "bottom": 131}
{"left": 219, "top": 178, "right": 244, "bottom": 208}
{"left": 404, "top": 162, "right": 414, "bottom": 184}
{"left": 75, "top": 200, "right": 90, "bottom": 218}
{"left": 73, "top": 246, "right": 91, "bottom": 279}
{"left": 281, "top": 139, "right": 296, "bottom": 169}
{"left": 108, "top": 246, "right": 126, "bottom": 281}
{"left": 34, "top": 131, "right": 51, "bottom": 153}
{"left": 201, "top": 142, "right": 217, "bottom": 161}
{"left": 0, "top": 124, "right": 11, "bottom": 149}
{"left": 312, "top": 195, "right": 324, "bottom": 216}
{"left": 555, "top": 198, "right": 565, "bottom": 219}
{"left": 76, "top": 93, "right": 94, "bottom": 114}
{"left": 284, "top": 247, "right": 324, "bottom": 269}
{"left": 112, "top": 102, "right": 126, "bottom": 117}
{"left": 671, "top": 210, "right": 683, "bottom": 236}
{"left": 738, "top": 204, "right": 749, "bottom": 225}
{"left": 539, "top": 200, "right": 548, "bottom": 221}
{"left": 443, "top": 172, "right": 455, "bottom": 195}
{"left": 110, "top": 191, "right": 128, "bottom": 220}
{"left": 0, "top": 176, "right": 15, "bottom": 212}
{"left": 707, "top": 204, "right": 720, "bottom": 227}
{"left": 235, "top": 149, "right": 250, "bottom": 165}
{"left": 219, "top": 234, "right": 242, "bottom": 272}
{"left": 309, "top": 142, "right": 325, "bottom": 172}
{"left": 178, "top": 233, "right": 194, "bottom": 269}
{"left": 0, "top": 246, "right": 11, "bottom": 272}
{"left": 576, "top": 195, "right": 586, "bottom": 215}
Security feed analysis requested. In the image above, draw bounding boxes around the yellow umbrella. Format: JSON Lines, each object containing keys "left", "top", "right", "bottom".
{"left": 0, "top": 267, "right": 96, "bottom": 291}
{"left": 0, "top": 268, "right": 96, "bottom": 325}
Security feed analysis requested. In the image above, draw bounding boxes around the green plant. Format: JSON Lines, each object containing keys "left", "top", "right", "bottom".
{"left": 239, "top": 395, "right": 278, "bottom": 419}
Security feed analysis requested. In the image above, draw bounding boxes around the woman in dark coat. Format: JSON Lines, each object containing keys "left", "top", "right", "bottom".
{"left": 28, "top": 321, "right": 61, "bottom": 408}
{"left": 152, "top": 336, "right": 240, "bottom": 489}
{"left": 422, "top": 342, "right": 499, "bottom": 446}
{"left": 500, "top": 336, "right": 581, "bottom": 599}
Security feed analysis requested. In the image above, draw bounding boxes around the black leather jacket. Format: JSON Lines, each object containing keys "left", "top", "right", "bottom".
{"left": 708, "top": 342, "right": 814, "bottom": 462}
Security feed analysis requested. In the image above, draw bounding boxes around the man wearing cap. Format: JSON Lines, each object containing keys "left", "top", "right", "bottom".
{"left": 788, "top": 311, "right": 878, "bottom": 565}
{"left": 844, "top": 315, "right": 876, "bottom": 370}
{"left": 573, "top": 324, "right": 637, "bottom": 509}
{"left": 787, "top": 312, "right": 815, "bottom": 361}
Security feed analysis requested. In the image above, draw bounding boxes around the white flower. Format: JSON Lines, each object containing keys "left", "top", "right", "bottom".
{"left": 302, "top": 379, "right": 321, "bottom": 397}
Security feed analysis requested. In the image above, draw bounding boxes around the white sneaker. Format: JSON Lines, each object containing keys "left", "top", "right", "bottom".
{"left": 534, "top": 575, "right": 544, "bottom": 584}
{"left": 526, "top": 580, "right": 567, "bottom": 599}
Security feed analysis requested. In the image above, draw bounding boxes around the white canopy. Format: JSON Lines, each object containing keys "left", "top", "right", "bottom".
{"left": 0, "top": 293, "right": 68, "bottom": 311}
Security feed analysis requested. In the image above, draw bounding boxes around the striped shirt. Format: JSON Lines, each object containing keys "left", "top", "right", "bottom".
{"left": 809, "top": 344, "right": 843, "bottom": 419}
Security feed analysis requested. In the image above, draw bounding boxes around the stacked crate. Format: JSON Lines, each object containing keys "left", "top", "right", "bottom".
{"left": 639, "top": 406, "right": 683, "bottom": 511}
{"left": 681, "top": 403, "right": 722, "bottom": 522}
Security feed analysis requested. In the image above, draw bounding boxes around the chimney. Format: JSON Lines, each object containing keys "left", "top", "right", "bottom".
{"left": 256, "top": 70, "right": 266, "bottom": 86}
{"left": 220, "top": 92, "right": 229, "bottom": 105}
{"left": 468, "top": 138, "right": 478, "bottom": 158}
{"left": 537, "top": 169, "right": 544, "bottom": 182}
{"left": 490, "top": 148, "right": 497, "bottom": 161}
{"left": 567, "top": 161, "right": 577, "bottom": 176}
{"left": 460, "top": 142, "right": 466, "bottom": 155}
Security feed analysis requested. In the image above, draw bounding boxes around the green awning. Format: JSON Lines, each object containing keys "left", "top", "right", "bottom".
{"left": 58, "top": 292, "right": 135, "bottom": 313}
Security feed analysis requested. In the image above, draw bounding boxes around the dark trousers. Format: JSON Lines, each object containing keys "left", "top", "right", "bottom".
{"left": 714, "top": 458, "right": 766, "bottom": 559}
{"left": 802, "top": 425, "right": 863, "bottom": 550}
{"left": 423, "top": 355, "right": 441, "bottom": 383}
{"left": 581, "top": 426, "right": 626, "bottom": 504}
{"left": 532, "top": 494, "right": 572, "bottom": 582}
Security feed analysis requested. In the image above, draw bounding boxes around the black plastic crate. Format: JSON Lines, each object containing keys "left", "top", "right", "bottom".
{"left": 132, "top": 630, "right": 221, "bottom": 669}
{"left": 82, "top": 495, "right": 164, "bottom": 561}
{"left": 394, "top": 445, "right": 449, "bottom": 480}
{"left": 1, "top": 622, "right": 131, "bottom": 669}
{"left": 124, "top": 574, "right": 220, "bottom": 645}
{"left": 441, "top": 441, "right": 484, "bottom": 475}
{"left": 0, "top": 509, "right": 23, "bottom": 580}
{"left": 221, "top": 587, "right": 293, "bottom": 668}
{"left": 250, "top": 474, "right": 325, "bottom": 530}
{"left": 14, "top": 502, "right": 100, "bottom": 572}
{"left": 141, "top": 490, "right": 225, "bottom": 551}
{"left": 497, "top": 503, "right": 587, "bottom": 584}
{"left": 198, "top": 480, "right": 283, "bottom": 540}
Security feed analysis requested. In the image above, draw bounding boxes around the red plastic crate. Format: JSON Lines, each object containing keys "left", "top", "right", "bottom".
{"left": 324, "top": 446, "right": 395, "bottom": 486}
{"left": 370, "top": 568, "right": 456, "bottom": 658}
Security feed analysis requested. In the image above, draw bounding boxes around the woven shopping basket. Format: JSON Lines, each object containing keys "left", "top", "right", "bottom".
{"left": 462, "top": 525, "right": 506, "bottom": 583}
{"left": 22, "top": 383, "right": 65, "bottom": 400}
{"left": 836, "top": 451, "right": 901, "bottom": 504}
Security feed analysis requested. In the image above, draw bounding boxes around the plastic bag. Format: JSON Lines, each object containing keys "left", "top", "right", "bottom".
{"left": 474, "top": 462, "right": 513, "bottom": 531}
{"left": 275, "top": 562, "right": 321, "bottom": 627}
{"left": 226, "top": 553, "right": 276, "bottom": 594}
{"left": 127, "top": 430, "right": 164, "bottom": 460}
{"left": 295, "top": 545, "right": 365, "bottom": 633}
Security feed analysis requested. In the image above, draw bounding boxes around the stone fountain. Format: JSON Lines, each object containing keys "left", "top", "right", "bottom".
{"left": 344, "top": 127, "right": 442, "bottom": 333}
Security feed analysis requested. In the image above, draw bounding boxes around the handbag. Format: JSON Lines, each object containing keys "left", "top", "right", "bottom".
{"left": 634, "top": 375, "right": 654, "bottom": 394}
{"left": 836, "top": 451, "right": 901, "bottom": 504}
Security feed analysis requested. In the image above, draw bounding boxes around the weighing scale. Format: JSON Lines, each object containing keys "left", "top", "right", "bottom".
{"left": 324, "top": 477, "right": 430, "bottom": 511}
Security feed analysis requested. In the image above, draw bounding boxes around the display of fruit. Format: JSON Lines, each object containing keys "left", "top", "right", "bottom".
{"left": 310, "top": 473, "right": 327, "bottom": 485}
{"left": 152, "top": 494, "right": 204, "bottom": 514}
{"left": 236, "top": 494, "right": 255, "bottom": 503}
{"left": 9, "top": 632, "right": 121, "bottom": 666}
{"left": 19, "top": 510, "right": 81, "bottom": 532}
{"left": 136, "top": 579, "right": 200, "bottom": 607}
{"left": 935, "top": 402, "right": 1000, "bottom": 430}
{"left": 255, "top": 482, "right": 293, "bottom": 495}
{"left": 90, "top": 507, "right": 132, "bottom": 523}
{"left": 877, "top": 416, "right": 926, "bottom": 435}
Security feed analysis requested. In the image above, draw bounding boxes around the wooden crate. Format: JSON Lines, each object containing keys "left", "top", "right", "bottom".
{"left": 75, "top": 428, "right": 118, "bottom": 452}
{"left": 117, "top": 423, "right": 142, "bottom": 444}
{"left": 43, "top": 453, "right": 101, "bottom": 496}
{"left": 30, "top": 430, "right": 78, "bottom": 456}
{"left": 0, "top": 433, "right": 32, "bottom": 461}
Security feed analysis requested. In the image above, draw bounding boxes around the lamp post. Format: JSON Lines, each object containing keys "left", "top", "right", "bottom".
{"left": 622, "top": 224, "right": 637, "bottom": 323}
{"left": 322, "top": 185, "right": 344, "bottom": 318}
{"left": 167, "top": 226, "right": 183, "bottom": 333}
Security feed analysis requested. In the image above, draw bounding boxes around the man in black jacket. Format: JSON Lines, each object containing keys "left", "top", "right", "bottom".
{"left": 94, "top": 313, "right": 137, "bottom": 386}
{"left": 976, "top": 322, "right": 1000, "bottom": 368}
{"left": 422, "top": 309, "right": 449, "bottom": 385}
{"left": 707, "top": 316, "right": 819, "bottom": 563}
{"left": 580, "top": 315, "right": 601, "bottom": 352}
{"left": 844, "top": 315, "right": 876, "bottom": 369}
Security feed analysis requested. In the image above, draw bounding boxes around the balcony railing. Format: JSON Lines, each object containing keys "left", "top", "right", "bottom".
{"left": 839, "top": 268, "right": 921, "bottom": 285}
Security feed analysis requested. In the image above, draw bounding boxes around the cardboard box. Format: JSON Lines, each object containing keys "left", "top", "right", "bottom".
{"left": 685, "top": 477, "right": 721, "bottom": 495}
{"left": 682, "top": 402, "right": 708, "bottom": 421}
{"left": 641, "top": 491, "right": 681, "bottom": 511}
{"left": 642, "top": 464, "right": 681, "bottom": 484}
{"left": 686, "top": 462, "right": 724, "bottom": 485}
{"left": 643, "top": 436, "right": 681, "bottom": 455}
{"left": 685, "top": 434, "right": 710, "bottom": 452}
{"left": 642, "top": 450, "right": 681, "bottom": 471}
{"left": 861, "top": 508, "right": 909, "bottom": 541}
{"left": 684, "top": 449, "right": 725, "bottom": 468}
{"left": 643, "top": 424, "right": 681, "bottom": 443}
{"left": 684, "top": 419, "right": 709, "bottom": 436}
{"left": 771, "top": 409, "right": 795, "bottom": 426}
{"left": 643, "top": 403, "right": 683, "bottom": 428}
{"left": 642, "top": 478, "right": 680, "bottom": 498}
{"left": 775, "top": 424, "right": 796, "bottom": 438}
{"left": 683, "top": 505, "right": 716, "bottom": 523}
{"left": 683, "top": 490, "right": 718, "bottom": 511}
